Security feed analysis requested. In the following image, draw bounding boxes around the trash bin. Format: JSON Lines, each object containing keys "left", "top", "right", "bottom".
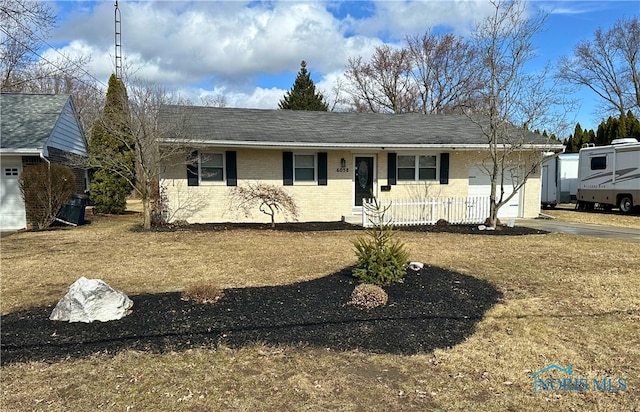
{"left": 56, "top": 194, "right": 89, "bottom": 226}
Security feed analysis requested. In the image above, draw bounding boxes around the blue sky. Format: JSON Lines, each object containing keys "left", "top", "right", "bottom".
{"left": 44, "top": 0, "right": 640, "bottom": 135}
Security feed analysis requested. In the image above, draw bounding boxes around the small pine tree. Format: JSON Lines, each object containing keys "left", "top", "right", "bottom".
{"left": 278, "top": 60, "right": 329, "bottom": 111}
{"left": 353, "top": 196, "right": 410, "bottom": 285}
{"left": 89, "top": 73, "right": 135, "bottom": 214}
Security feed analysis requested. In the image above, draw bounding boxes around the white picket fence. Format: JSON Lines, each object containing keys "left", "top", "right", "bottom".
{"left": 362, "top": 197, "right": 491, "bottom": 227}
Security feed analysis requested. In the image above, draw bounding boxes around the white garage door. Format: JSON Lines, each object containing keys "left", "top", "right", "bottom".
{"left": 0, "top": 159, "right": 27, "bottom": 230}
{"left": 469, "top": 165, "right": 522, "bottom": 219}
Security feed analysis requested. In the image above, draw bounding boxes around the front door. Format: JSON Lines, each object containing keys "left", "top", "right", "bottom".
{"left": 354, "top": 156, "right": 374, "bottom": 207}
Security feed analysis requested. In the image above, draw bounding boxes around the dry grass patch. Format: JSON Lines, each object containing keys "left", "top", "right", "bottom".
{"left": 181, "top": 283, "right": 224, "bottom": 304}
{"left": 2, "top": 213, "right": 639, "bottom": 411}
{"left": 1, "top": 214, "right": 354, "bottom": 314}
{"left": 544, "top": 206, "right": 640, "bottom": 229}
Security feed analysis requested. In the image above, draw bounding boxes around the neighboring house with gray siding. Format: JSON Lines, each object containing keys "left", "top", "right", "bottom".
{"left": 0, "top": 93, "right": 89, "bottom": 230}
{"left": 158, "top": 106, "right": 564, "bottom": 225}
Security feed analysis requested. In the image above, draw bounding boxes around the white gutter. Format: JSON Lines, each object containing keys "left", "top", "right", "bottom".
{"left": 159, "top": 139, "right": 563, "bottom": 151}
{"left": 0, "top": 148, "right": 43, "bottom": 155}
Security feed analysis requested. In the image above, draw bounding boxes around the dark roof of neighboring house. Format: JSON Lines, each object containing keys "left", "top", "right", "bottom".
{"left": 159, "top": 105, "right": 564, "bottom": 151}
{"left": 1, "top": 93, "right": 69, "bottom": 151}
{"left": 1, "top": 93, "right": 87, "bottom": 157}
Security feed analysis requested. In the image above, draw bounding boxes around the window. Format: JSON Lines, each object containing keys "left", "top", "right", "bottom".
{"left": 4, "top": 168, "right": 18, "bottom": 176}
{"left": 294, "top": 154, "right": 315, "bottom": 182}
{"left": 590, "top": 156, "right": 606, "bottom": 170}
{"left": 397, "top": 155, "right": 437, "bottom": 181}
{"left": 200, "top": 153, "right": 224, "bottom": 182}
{"left": 187, "top": 151, "right": 236, "bottom": 187}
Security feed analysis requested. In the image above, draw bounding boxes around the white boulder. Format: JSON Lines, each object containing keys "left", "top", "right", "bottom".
{"left": 408, "top": 262, "right": 425, "bottom": 271}
{"left": 50, "top": 277, "right": 133, "bottom": 323}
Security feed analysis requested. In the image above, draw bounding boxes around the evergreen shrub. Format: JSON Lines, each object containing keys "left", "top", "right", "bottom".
{"left": 89, "top": 169, "right": 129, "bottom": 214}
{"left": 352, "top": 196, "right": 410, "bottom": 285}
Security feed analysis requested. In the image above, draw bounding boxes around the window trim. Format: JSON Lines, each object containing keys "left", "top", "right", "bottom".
{"left": 199, "top": 152, "right": 225, "bottom": 184}
{"left": 396, "top": 154, "right": 439, "bottom": 182}
{"left": 293, "top": 153, "right": 317, "bottom": 183}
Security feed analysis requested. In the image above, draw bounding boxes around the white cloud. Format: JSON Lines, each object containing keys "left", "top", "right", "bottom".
{"left": 351, "top": 0, "right": 493, "bottom": 39}
{"left": 43, "top": 0, "right": 629, "bottom": 126}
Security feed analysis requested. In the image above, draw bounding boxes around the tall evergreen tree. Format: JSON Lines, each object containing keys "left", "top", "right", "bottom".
{"left": 88, "top": 74, "right": 135, "bottom": 214}
{"left": 594, "top": 111, "right": 640, "bottom": 146}
{"left": 563, "top": 123, "right": 596, "bottom": 152}
{"left": 278, "top": 61, "right": 328, "bottom": 111}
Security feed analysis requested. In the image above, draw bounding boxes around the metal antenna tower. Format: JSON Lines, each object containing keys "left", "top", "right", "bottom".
{"left": 114, "top": 1, "right": 122, "bottom": 79}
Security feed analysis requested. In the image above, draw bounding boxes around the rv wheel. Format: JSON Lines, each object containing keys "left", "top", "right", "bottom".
{"left": 618, "top": 196, "right": 633, "bottom": 214}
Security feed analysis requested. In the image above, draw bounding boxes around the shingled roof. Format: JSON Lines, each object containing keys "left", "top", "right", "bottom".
{"left": 159, "top": 105, "right": 563, "bottom": 151}
{"left": 1, "top": 93, "right": 87, "bottom": 157}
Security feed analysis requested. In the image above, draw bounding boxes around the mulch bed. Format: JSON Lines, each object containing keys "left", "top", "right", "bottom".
{"left": 140, "top": 220, "right": 547, "bottom": 235}
{"left": 1, "top": 266, "right": 503, "bottom": 365}
{"left": 1, "top": 223, "right": 545, "bottom": 365}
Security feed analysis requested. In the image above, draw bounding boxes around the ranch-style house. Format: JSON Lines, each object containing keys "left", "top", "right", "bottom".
{"left": 157, "top": 106, "right": 563, "bottom": 225}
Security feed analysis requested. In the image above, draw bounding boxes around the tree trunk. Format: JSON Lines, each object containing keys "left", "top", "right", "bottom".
{"left": 488, "top": 156, "right": 500, "bottom": 228}
{"left": 142, "top": 196, "right": 152, "bottom": 230}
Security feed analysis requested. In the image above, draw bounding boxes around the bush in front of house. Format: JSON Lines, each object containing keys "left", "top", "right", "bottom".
{"left": 352, "top": 196, "right": 410, "bottom": 285}
{"left": 347, "top": 283, "right": 389, "bottom": 308}
{"left": 228, "top": 181, "right": 299, "bottom": 228}
{"left": 19, "top": 163, "right": 76, "bottom": 229}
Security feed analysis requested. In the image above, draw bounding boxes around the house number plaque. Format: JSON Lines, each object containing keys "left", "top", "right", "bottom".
{"left": 336, "top": 167, "right": 350, "bottom": 173}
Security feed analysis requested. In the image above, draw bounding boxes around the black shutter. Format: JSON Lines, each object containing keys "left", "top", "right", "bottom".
{"left": 439, "top": 153, "right": 450, "bottom": 184}
{"left": 387, "top": 153, "right": 397, "bottom": 185}
{"left": 187, "top": 150, "right": 199, "bottom": 186}
{"left": 225, "top": 151, "right": 237, "bottom": 186}
{"left": 283, "top": 151, "right": 293, "bottom": 186}
{"left": 317, "top": 152, "right": 328, "bottom": 185}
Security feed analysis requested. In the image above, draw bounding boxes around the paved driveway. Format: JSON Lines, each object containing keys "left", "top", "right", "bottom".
{"left": 516, "top": 219, "right": 640, "bottom": 242}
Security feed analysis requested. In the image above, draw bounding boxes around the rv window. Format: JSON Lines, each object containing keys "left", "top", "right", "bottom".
{"left": 590, "top": 156, "right": 606, "bottom": 170}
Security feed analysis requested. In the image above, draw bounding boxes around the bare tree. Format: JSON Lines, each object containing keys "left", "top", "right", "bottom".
{"left": 472, "top": 0, "right": 567, "bottom": 227}
{"left": 405, "top": 31, "right": 483, "bottom": 114}
{"left": 326, "top": 76, "right": 353, "bottom": 112}
{"left": 343, "top": 31, "right": 484, "bottom": 115}
{"left": 1, "top": 0, "right": 103, "bottom": 133}
{"left": 344, "top": 46, "right": 417, "bottom": 113}
{"left": 557, "top": 17, "right": 640, "bottom": 122}
{"left": 1, "top": 0, "right": 91, "bottom": 92}
{"left": 200, "top": 93, "right": 228, "bottom": 108}
{"left": 1, "top": 0, "right": 54, "bottom": 89}
{"left": 127, "top": 79, "right": 200, "bottom": 229}
{"left": 82, "top": 77, "right": 195, "bottom": 229}
{"left": 228, "top": 182, "right": 299, "bottom": 228}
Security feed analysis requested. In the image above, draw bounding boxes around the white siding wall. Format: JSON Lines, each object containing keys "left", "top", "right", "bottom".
{"left": 0, "top": 156, "right": 27, "bottom": 230}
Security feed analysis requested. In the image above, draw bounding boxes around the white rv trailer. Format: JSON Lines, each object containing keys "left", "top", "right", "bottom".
{"left": 541, "top": 153, "right": 579, "bottom": 208}
{"left": 576, "top": 138, "right": 640, "bottom": 213}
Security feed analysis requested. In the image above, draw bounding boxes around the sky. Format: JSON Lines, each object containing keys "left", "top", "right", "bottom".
{"left": 43, "top": 0, "right": 640, "bottom": 135}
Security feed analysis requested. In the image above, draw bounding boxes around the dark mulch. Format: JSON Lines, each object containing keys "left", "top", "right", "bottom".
{"left": 140, "top": 220, "right": 547, "bottom": 235}
{"left": 1, "top": 266, "right": 503, "bottom": 365}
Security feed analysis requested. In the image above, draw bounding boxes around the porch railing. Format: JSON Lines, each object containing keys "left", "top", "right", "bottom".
{"left": 361, "top": 197, "right": 490, "bottom": 227}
